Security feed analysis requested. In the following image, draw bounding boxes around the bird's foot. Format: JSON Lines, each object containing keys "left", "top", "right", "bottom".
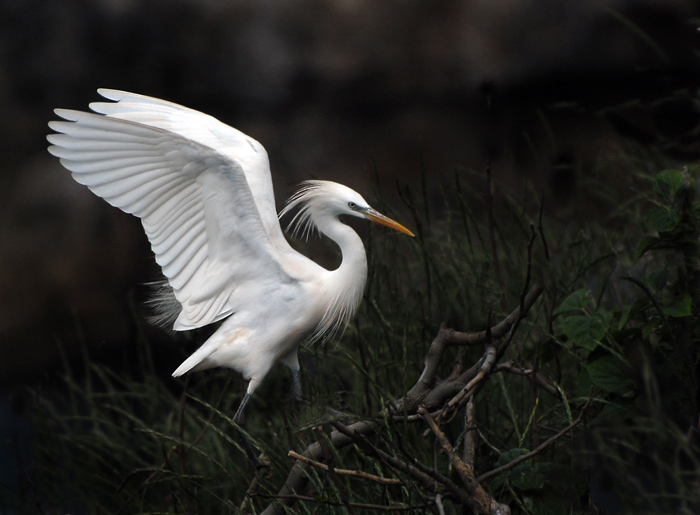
{"left": 253, "top": 453, "right": 273, "bottom": 479}
{"left": 232, "top": 422, "right": 272, "bottom": 476}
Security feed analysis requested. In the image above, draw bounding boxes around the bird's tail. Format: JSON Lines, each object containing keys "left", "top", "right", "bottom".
{"left": 172, "top": 343, "right": 216, "bottom": 377}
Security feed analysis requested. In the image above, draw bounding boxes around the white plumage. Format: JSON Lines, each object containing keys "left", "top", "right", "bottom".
{"left": 47, "top": 89, "right": 413, "bottom": 422}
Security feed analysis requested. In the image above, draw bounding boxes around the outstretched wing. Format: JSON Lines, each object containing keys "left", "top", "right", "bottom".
{"left": 48, "top": 108, "right": 297, "bottom": 331}
{"left": 88, "top": 89, "right": 290, "bottom": 252}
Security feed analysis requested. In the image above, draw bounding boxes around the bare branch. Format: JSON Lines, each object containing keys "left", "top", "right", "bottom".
{"left": 263, "top": 284, "right": 544, "bottom": 514}
{"left": 331, "top": 421, "right": 474, "bottom": 506}
{"left": 287, "top": 450, "right": 403, "bottom": 485}
{"left": 442, "top": 343, "right": 498, "bottom": 417}
{"left": 260, "top": 419, "right": 380, "bottom": 515}
{"left": 463, "top": 399, "right": 476, "bottom": 468}
{"left": 420, "top": 406, "right": 510, "bottom": 515}
{"left": 260, "top": 492, "right": 432, "bottom": 512}
{"left": 477, "top": 390, "right": 593, "bottom": 483}
{"left": 314, "top": 425, "right": 356, "bottom": 514}
{"left": 492, "top": 362, "right": 560, "bottom": 398}
{"left": 406, "top": 284, "right": 543, "bottom": 408}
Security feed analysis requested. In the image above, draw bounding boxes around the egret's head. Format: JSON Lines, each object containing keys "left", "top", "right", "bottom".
{"left": 280, "top": 180, "right": 414, "bottom": 239}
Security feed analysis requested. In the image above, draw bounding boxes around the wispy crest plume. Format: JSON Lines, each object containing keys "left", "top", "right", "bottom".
{"left": 278, "top": 180, "right": 327, "bottom": 240}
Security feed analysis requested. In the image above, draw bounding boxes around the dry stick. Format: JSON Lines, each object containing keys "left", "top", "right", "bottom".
{"left": 335, "top": 416, "right": 423, "bottom": 494}
{"left": 384, "top": 403, "right": 454, "bottom": 493}
{"left": 288, "top": 450, "right": 402, "bottom": 485}
{"left": 477, "top": 390, "right": 593, "bottom": 483}
{"left": 447, "top": 345, "right": 468, "bottom": 382}
{"left": 463, "top": 398, "right": 476, "bottom": 469}
{"left": 407, "top": 285, "right": 543, "bottom": 407}
{"left": 260, "top": 493, "right": 430, "bottom": 512}
{"left": 442, "top": 343, "right": 498, "bottom": 417}
{"left": 260, "top": 419, "right": 380, "bottom": 515}
{"left": 265, "top": 288, "right": 543, "bottom": 514}
{"left": 420, "top": 406, "right": 475, "bottom": 482}
{"left": 313, "top": 426, "right": 356, "bottom": 515}
{"left": 493, "top": 229, "right": 537, "bottom": 368}
{"left": 419, "top": 406, "right": 508, "bottom": 515}
{"left": 331, "top": 421, "right": 473, "bottom": 505}
{"left": 239, "top": 457, "right": 273, "bottom": 513}
{"left": 240, "top": 475, "right": 262, "bottom": 514}
{"left": 492, "top": 363, "right": 560, "bottom": 399}
{"left": 435, "top": 493, "right": 446, "bottom": 515}
{"left": 435, "top": 281, "right": 540, "bottom": 422}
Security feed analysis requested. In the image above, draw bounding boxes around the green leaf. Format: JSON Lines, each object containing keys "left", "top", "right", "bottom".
{"left": 577, "top": 367, "right": 593, "bottom": 398}
{"left": 511, "top": 462, "right": 547, "bottom": 491}
{"left": 562, "top": 311, "right": 612, "bottom": 350}
{"left": 491, "top": 449, "right": 550, "bottom": 491}
{"left": 648, "top": 206, "right": 680, "bottom": 233}
{"left": 586, "top": 356, "right": 635, "bottom": 395}
{"left": 617, "top": 297, "right": 652, "bottom": 331}
{"left": 662, "top": 292, "right": 692, "bottom": 317}
{"left": 647, "top": 268, "right": 668, "bottom": 293}
{"left": 653, "top": 169, "right": 685, "bottom": 200}
{"left": 553, "top": 289, "right": 591, "bottom": 315}
{"left": 494, "top": 448, "right": 529, "bottom": 467}
{"left": 589, "top": 400, "right": 636, "bottom": 425}
{"left": 634, "top": 235, "right": 660, "bottom": 262}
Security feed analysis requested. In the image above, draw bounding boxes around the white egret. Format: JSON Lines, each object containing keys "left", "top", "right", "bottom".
{"left": 47, "top": 89, "right": 414, "bottom": 426}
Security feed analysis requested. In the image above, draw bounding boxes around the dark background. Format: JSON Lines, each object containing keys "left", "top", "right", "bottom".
{"left": 0, "top": 0, "right": 699, "bottom": 451}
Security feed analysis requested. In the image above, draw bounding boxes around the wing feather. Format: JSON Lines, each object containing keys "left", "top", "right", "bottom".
{"left": 148, "top": 204, "right": 202, "bottom": 249}
{"left": 143, "top": 183, "right": 201, "bottom": 222}
{"left": 88, "top": 89, "right": 290, "bottom": 252}
{"left": 48, "top": 106, "right": 296, "bottom": 330}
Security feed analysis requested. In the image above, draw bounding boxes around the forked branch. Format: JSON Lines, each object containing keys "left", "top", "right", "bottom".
{"left": 260, "top": 284, "right": 543, "bottom": 515}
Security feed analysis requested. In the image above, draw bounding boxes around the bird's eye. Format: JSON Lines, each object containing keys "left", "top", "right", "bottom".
{"left": 348, "top": 201, "right": 357, "bottom": 209}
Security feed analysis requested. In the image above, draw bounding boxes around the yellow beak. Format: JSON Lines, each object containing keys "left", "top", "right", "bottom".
{"left": 363, "top": 209, "right": 415, "bottom": 237}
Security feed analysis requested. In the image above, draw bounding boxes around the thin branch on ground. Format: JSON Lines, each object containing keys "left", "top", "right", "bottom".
{"left": 259, "top": 493, "right": 432, "bottom": 512}
{"left": 313, "top": 426, "right": 356, "bottom": 515}
{"left": 287, "top": 450, "right": 402, "bottom": 485}
{"left": 477, "top": 390, "right": 593, "bottom": 483}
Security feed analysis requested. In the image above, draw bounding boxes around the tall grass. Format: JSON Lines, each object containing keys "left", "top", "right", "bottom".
{"left": 11, "top": 140, "right": 700, "bottom": 514}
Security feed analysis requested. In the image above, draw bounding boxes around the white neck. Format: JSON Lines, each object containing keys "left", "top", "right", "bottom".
{"left": 312, "top": 215, "right": 368, "bottom": 340}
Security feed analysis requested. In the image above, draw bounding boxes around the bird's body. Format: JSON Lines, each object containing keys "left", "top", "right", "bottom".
{"left": 47, "top": 89, "right": 413, "bottom": 421}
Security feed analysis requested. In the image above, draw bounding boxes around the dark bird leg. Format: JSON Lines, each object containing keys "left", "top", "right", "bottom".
{"left": 231, "top": 392, "right": 266, "bottom": 470}
{"left": 232, "top": 392, "right": 252, "bottom": 425}
{"left": 291, "top": 368, "right": 310, "bottom": 406}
